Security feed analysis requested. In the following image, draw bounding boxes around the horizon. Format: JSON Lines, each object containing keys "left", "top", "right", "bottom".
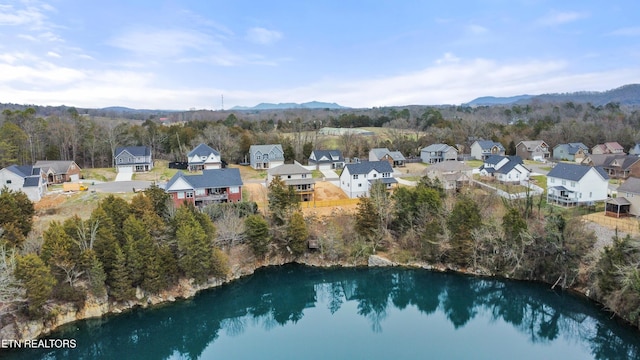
{"left": 1, "top": 1, "right": 640, "bottom": 110}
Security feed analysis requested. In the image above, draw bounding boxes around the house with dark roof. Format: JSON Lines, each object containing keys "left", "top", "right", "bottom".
{"left": 267, "top": 164, "right": 315, "bottom": 201}
{"left": 581, "top": 154, "right": 640, "bottom": 179}
{"left": 339, "top": 161, "right": 397, "bottom": 198}
{"left": 608, "top": 177, "right": 640, "bottom": 217}
{"left": 424, "top": 161, "right": 472, "bottom": 191}
{"left": 478, "top": 155, "right": 530, "bottom": 183}
{"left": 470, "top": 140, "right": 505, "bottom": 160}
{"left": 187, "top": 143, "right": 221, "bottom": 171}
{"left": 546, "top": 163, "right": 609, "bottom": 206}
{"left": 164, "top": 168, "right": 243, "bottom": 207}
{"left": 114, "top": 146, "right": 153, "bottom": 173}
{"left": 515, "top": 140, "right": 550, "bottom": 161}
{"left": 592, "top": 142, "right": 625, "bottom": 155}
{"left": 308, "top": 150, "right": 344, "bottom": 170}
{"left": 420, "top": 144, "right": 458, "bottom": 163}
{"left": 249, "top": 144, "right": 285, "bottom": 170}
{"left": 369, "top": 148, "right": 406, "bottom": 167}
{"left": 552, "top": 143, "right": 589, "bottom": 162}
{"left": 34, "top": 160, "right": 81, "bottom": 184}
{"left": 0, "top": 165, "right": 47, "bottom": 201}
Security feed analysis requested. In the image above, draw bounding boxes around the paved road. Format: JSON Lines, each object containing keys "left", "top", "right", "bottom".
{"left": 91, "top": 180, "right": 153, "bottom": 193}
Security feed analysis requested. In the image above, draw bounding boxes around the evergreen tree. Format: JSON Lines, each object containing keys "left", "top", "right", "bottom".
{"left": 143, "top": 183, "right": 171, "bottom": 219}
{"left": 89, "top": 207, "right": 119, "bottom": 279}
{"left": 502, "top": 207, "right": 528, "bottom": 242}
{"left": 41, "top": 222, "right": 82, "bottom": 288}
{"left": 122, "top": 215, "right": 154, "bottom": 288}
{"left": 86, "top": 250, "right": 107, "bottom": 297}
{"left": 355, "top": 196, "right": 379, "bottom": 240}
{"left": 447, "top": 196, "right": 482, "bottom": 267}
{"left": 108, "top": 244, "right": 135, "bottom": 301}
{"left": 176, "top": 211, "right": 212, "bottom": 284}
{"left": 0, "top": 187, "right": 34, "bottom": 247}
{"left": 15, "top": 254, "right": 55, "bottom": 316}
{"left": 245, "top": 214, "right": 271, "bottom": 257}
{"left": 268, "top": 176, "right": 300, "bottom": 226}
{"left": 287, "top": 211, "right": 309, "bottom": 256}
{"left": 98, "top": 195, "right": 131, "bottom": 246}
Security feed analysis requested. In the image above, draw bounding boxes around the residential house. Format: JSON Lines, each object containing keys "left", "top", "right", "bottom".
{"left": 369, "top": 148, "right": 406, "bottom": 167}
{"left": 591, "top": 142, "right": 625, "bottom": 155}
{"left": 249, "top": 144, "right": 285, "bottom": 170}
{"left": 339, "top": 161, "right": 397, "bottom": 198}
{"left": 34, "top": 160, "right": 82, "bottom": 184}
{"left": 0, "top": 165, "right": 47, "bottom": 202}
{"left": 470, "top": 140, "right": 506, "bottom": 160}
{"left": 420, "top": 144, "right": 458, "bottom": 163}
{"left": 581, "top": 154, "right": 640, "bottom": 179}
{"left": 187, "top": 143, "right": 222, "bottom": 171}
{"left": 546, "top": 163, "right": 609, "bottom": 206}
{"left": 424, "top": 161, "right": 472, "bottom": 191}
{"left": 164, "top": 168, "right": 243, "bottom": 207}
{"left": 607, "top": 177, "right": 640, "bottom": 217}
{"left": 552, "top": 143, "right": 589, "bottom": 162}
{"left": 114, "top": 146, "right": 153, "bottom": 173}
{"left": 515, "top": 140, "right": 550, "bottom": 161}
{"left": 308, "top": 150, "right": 344, "bottom": 170}
{"left": 479, "top": 155, "right": 531, "bottom": 183}
{"left": 267, "top": 164, "right": 315, "bottom": 201}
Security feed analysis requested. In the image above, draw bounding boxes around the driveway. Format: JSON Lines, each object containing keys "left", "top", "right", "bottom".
{"left": 91, "top": 180, "right": 153, "bottom": 193}
{"left": 320, "top": 169, "right": 339, "bottom": 180}
{"left": 115, "top": 171, "right": 133, "bottom": 181}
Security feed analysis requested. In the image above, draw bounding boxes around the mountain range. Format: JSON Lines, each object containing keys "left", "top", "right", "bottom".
{"left": 230, "top": 101, "right": 348, "bottom": 110}
{"left": 465, "top": 84, "right": 640, "bottom": 106}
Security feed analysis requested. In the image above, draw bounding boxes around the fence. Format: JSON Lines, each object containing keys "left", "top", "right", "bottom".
{"left": 583, "top": 213, "right": 639, "bottom": 234}
{"left": 301, "top": 198, "right": 360, "bottom": 208}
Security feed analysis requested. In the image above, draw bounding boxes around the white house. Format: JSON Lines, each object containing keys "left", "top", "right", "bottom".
{"left": 339, "top": 161, "right": 397, "bottom": 198}
{"left": 308, "top": 150, "right": 344, "bottom": 170}
{"left": 479, "top": 155, "right": 531, "bottom": 183}
{"left": 0, "top": 165, "right": 47, "bottom": 202}
{"left": 546, "top": 163, "right": 609, "bottom": 206}
{"left": 187, "top": 143, "right": 221, "bottom": 171}
{"left": 267, "top": 163, "right": 315, "bottom": 201}
{"left": 249, "top": 144, "right": 285, "bottom": 170}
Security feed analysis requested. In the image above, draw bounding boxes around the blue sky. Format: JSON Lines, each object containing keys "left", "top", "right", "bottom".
{"left": 1, "top": 0, "right": 640, "bottom": 110}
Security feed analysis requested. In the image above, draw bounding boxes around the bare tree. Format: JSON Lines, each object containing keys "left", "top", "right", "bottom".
{"left": 0, "top": 244, "right": 25, "bottom": 315}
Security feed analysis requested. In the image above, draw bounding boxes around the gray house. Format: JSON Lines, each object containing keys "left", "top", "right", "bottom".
{"left": 470, "top": 140, "right": 505, "bottom": 160}
{"left": 308, "top": 150, "right": 344, "bottom": 170}
{"left": 114, "top": 146, "right": 153, "bottom": 172}
{"left": 249, "top": 144, "right": 285, "bottom": 170}
{"left": 553, "top": 143, "right": 589, "bottom": 162}
{"left": 420, "top": 144, "right": 458, "bottom": 163}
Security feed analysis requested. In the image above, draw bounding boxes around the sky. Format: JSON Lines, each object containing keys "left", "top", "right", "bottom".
{"left": 1, "top": 0, "right": 640, "bottom": 110}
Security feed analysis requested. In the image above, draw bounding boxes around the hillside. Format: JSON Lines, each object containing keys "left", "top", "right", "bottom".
{"left": 231, "top": 101, "right": 348, "bottom": 110}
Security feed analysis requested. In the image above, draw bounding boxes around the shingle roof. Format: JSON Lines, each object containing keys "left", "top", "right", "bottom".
{"left": 388, "top": 150, "right": 406, "bottom": 161}
{"left": 475, "top": 140, "right": 505, "bottom": 151}
{"left": 115, "top": 146, "right": 151, "bottom": 157}
{"left": 547, "top": 163, "right": 609, "bottom": 181}
{"left": 267, "top": 163, "right": 311, "bottom": 176}
{"left": 485, "top": 155, "right": 506, "bottom": 165}
{"left": 425, "top": 161, "right": 472, "bottom": 172}
{"left": 370, "top": 148, "right": 391, "bottom": 160}
{"left": 618, "top": 177, "right": 640, "bottom": 194}
{"left": 23, "top": 176, "right": 41, "bottom": 187}
{"left": 344, "top": 161, "right": 394, "bottom": 175}
{"left": 310, "top": 150, "right": 344, "bottom": 163}
{"left": 34, "top": 160, "right": 76, "bottom": 174}
{"left": 165, "top": 168, "right": 243, "bottom": 191}
{"left": 188, "top": 143, "right": 220, "bottom": 158}
{"left": 421, "top": 144, "right": 453, "bottom": 152}
{"left": 519, "top": 140, "right": 547, "bottom": 151}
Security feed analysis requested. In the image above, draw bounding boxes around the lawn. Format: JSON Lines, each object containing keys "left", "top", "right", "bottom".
{"left": 530, "top": 175, "right": 547, "bottom": 191}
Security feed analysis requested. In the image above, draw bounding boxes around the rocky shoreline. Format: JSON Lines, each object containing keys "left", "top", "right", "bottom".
{"left": 0, "top": 252, "right": 596, "bottom": 342}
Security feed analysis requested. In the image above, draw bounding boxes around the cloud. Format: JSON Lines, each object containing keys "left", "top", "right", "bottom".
{"left": 108, "top": 28, "right": 213, "bottom": 57}
{"left": 0, "top": 2, "right": 52, "bottom": 31}
{"left": 467, "top": 24, "right": 488, "bottom": 35}
{"left": 608, "top": 27, "right": 640, "bottom": 37}
{"left": 435, "top": 52, "right": 460, "bottom": 65}
{"left": 245, "top": 27, "right": 282, "bottom": 45}
{"left": 46, "top": 51, "right": 60, "bottom": 58}
{"left": 536, "top": 11, "right": 588, "bottom": 27}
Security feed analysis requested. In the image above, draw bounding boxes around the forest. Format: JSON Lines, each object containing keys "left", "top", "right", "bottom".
{"left": 2, "top": 100, "right": 640, "bottom": 335}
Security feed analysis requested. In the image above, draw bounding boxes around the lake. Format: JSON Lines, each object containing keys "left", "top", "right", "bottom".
{"left": 4, "top": 264, "right": 640, "bottom": 359}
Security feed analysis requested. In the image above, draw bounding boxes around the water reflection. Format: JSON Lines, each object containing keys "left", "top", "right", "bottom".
{"left": 5, "top": 265, "right": 640, "bottom": 360}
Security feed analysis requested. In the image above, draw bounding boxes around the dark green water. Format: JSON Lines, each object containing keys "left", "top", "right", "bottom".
{"left": 4, "top": 265, "right": 640, "bottom": 360}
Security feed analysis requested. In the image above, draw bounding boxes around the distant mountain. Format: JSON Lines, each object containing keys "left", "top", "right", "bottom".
{"left": 231, "top": 101, "right": 348, "bottom": 110}
{"left": 465, "top": 95, "right": 534, "bottom": 106}
{"left": 465, "top": 84, "right": 640, "bottom": 107}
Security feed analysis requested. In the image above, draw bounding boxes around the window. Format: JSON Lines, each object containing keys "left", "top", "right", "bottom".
{"left": 302, "top": 174, "right": 307, "bottom": 178}
{"left": 257, "top": 155, "right": 261, "bottom": 160}
{"left": 186, "top": 192, "right": 194, "bottom": 198}
{"left": 373, "top": 173, "right": 377, "bottom": 178}
{"left": 353, "top": 174, "right": 359, "bottom": 179}
{"left": 177, "top": 192, "right": 185, "bottom": 199}
{"left": 358, "top": 183, "right": 362, "bottom": 187}
{"left": 287, "top": 175, "right": 291, "bottom": 179}
{"left": 562, "top": 180, "right": 566, "bottom": 185}
{"left": 550, "top": 178, "right": 555, "bottom": 183}
{"left": 6, "top": 180, "right": 11, "bottom": 184}
{"left": 570, "top": 181, "right": 576, "bottom": 187}
{"left": 589, "top": 192, "right": 592, "bottom": 197}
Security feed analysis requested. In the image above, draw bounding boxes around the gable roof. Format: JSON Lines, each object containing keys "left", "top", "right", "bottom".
{"left": 422, "top": 143, "right": 455, "bottom": 153}
{"left": 344, "top": 161, "right": 394, "bottom": 175}
{"left": 188, "top": 143, "right": 220, "bottom": 157}
{"left": 474, "top": 140, "right": 505, "bottom": 151}
{"left": 34, "top": 160, "right": 77, "bottom": 174}
{"left": 310, "top": 150, "right": 344, "bottom": 162}
{"left": 370, "top": 148, "right": 391, "bottom": 160}
{"left": 6, "top": 165, "right": 41, "bottom": 178}
{"left": 166, "top": 168, "right": 243, "bottom": 190}
{"left": 388, "top": 150, "right": 406, "bottom": 161}
{"left": 605, "top": 142, "right": 625, "bottom": 152}
{"left": 618, "top": 177, "right": 640, "bottom": 194}
{"left": 547, "top": 163, "right": 609, "bottom": 181}
{"left": 115, "top": 146, "right": 150, "bottom": 157}
{"left": 518, "top": 140, "right": 548, "bottom": 150}
{"left": 425, "top": 161, "right": 472, "bottom": 173}
{"left": 484, "top": 155, "right": 507, "bottom": 165}
{"left": 267, "top": 163, "right": 311, "bottom": 176}
{"left": 587, "top": 154, "right": 640, "bottom": 169}
{"left": 250, "top": 144, "right": 283, "bottom": 154}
